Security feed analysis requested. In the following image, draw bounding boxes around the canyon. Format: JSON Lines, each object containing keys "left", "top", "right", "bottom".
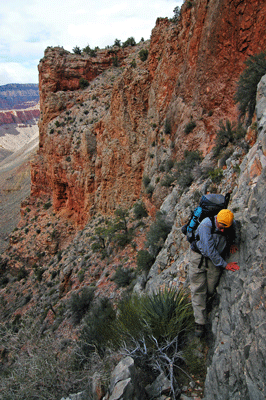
{"left": 0, "top": 1, "right": 266, "bottom": 399}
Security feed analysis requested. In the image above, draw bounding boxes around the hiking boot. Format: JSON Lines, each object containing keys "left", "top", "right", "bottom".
{"left": 195, "top": 323, "right": 205, "bottom": 338}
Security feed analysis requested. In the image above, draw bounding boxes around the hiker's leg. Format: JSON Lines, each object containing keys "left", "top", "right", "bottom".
{"left": 189, "top": 251, "right": 208, "bottom": 325}
{"left": 206, "top": 260, "right": 222, "bottom": 296}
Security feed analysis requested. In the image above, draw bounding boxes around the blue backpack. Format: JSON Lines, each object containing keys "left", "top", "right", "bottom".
{"left": 181, "top": 193, "right": 231, "bottom": 243}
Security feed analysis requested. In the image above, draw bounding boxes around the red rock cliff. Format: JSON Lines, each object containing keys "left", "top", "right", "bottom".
{"left": 33, "top": 0, "right": 266, "bottom": 227}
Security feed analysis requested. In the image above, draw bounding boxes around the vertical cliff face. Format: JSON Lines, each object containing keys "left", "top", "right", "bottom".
{"left": 33, "top": 0, "right": 266, "bottom": 228}
{"left": 202, "top": 75, "right": 266, "bottom": 400}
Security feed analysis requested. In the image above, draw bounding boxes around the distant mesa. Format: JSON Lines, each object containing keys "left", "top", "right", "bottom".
{"left": 0, "top": 83, "right": 39, "bottom": 110}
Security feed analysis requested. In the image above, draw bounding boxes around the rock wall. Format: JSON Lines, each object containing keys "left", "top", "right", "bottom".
{"left": 33, "top": 0, "right": 266, "bottom": 228}
{"left": 203, "top": 75, "right": 266, "bottom": 400}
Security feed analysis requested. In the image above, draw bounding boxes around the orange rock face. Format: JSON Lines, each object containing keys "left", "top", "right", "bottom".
{"left": 33, "top": 0, "right": 266, "bottom": 228}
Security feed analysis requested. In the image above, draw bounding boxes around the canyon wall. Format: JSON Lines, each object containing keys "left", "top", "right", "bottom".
{"left": 33, "top": 0, "right": 266, "bottom": 228}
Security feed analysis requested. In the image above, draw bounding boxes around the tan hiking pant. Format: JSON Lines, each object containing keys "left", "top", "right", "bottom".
{"left": 189, "top": 250, "right": 222, "bottom": 325}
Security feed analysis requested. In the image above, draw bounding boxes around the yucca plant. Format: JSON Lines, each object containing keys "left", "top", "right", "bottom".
{"left": 113, "top": 287, "right": 193, "bottom": 347}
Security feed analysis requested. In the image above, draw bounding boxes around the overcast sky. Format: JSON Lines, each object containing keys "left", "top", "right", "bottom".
{"left": 0, "top": 0, "right": 183, "bottom": 86}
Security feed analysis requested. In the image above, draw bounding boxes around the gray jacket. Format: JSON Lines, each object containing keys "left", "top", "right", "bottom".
{"left": 194, "top": 217, "right": 230, "bottom": 269}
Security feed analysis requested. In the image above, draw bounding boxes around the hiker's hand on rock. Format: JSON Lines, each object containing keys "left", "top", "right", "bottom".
{"left": 226, "top": 262, "right": 240, "bottom": 271}
{"left": 230, "top": 244, "right": 238, "bottom": 254}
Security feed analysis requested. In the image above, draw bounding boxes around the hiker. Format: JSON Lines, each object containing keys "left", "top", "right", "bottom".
{"left": 189, "top": 208, "right": 239, "bottom": 337}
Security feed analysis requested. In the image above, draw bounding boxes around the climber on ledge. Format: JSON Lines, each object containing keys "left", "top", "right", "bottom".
{"left": 189, "top": 209, "right": 239, "bottom": 338}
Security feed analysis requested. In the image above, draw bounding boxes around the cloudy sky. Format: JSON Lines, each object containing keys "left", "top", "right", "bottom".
{"left": 0, "top": 0, "right": 183, "bottom": 86}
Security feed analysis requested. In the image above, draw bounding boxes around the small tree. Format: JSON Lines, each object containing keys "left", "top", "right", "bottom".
{"left": 122, "top": 37, "right": 136, "bottom": 48}
{"left": 235, "top": 51, "right": 266, "bottom": 125}
{"left": 79, "top": 78, "right": 89, "bottom": 89}
{"left": 139, "top": 49, "right": 148, "bottom": 62}
{"left": 73, "top": 46, "right": 81, "bottom": 55}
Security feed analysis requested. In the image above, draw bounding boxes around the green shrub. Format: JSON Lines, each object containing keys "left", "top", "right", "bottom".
{"left": 142, "top": 175, "right": 151, "bottom": 188}
{"left": 130, "top": 59, "right": 137, "bottom": 68}
{"left": 133, "top": 201, "right": 148, "bottom": 219}
{"left": 17, "top": 267, "right": 28, "bottom": 281}
{"left": 172, "top": 6, "right": 181, "bottom": 23}
{"left": 114, "top": 39, "right": 121, "bottom": 47}
{"left": 164, "top": 118, "right": 172, "bottom": 134}
{"left": 43, "top": 201, "right": 52, "bottom": 209}
{"left": 213, "top": 120, "right": 246, "bottom": 157}
{"left": 146, "top": 211, "right": 172, "bottom": 257}
{"left": 78, "top": 297, "right": 116, "bottom": 359}
{"left": 175, "top": 150, "right": 203, "bottom": 190}
{"left": 79, "top": 78, "right": 89, "bottom": 89}
{"left": 82, "top": 44, "right": 97, "bottom": 57}
{"left": 122, "top": 37, "right": 136, "bottom": 48}
{"left": 111, "top": 266, "right": 135, "bottom": 288}
{"left": 73, "top": 46, "right": 81, "bottom": 55}
{"left": 160, "top": 174, "right": 175, "bottom": 187}
{"left": 111, "top": 287, "right": 194, "bottom": 397}
{"left": 235, "top": 51, "right": 266, "bottom": 125}
{"left": 139, "top": 49, "right": 148, "bottom": 62}
{"left": 112, "top": 55, "right": 119, "bottom": 67}
{"left": 136, "top": 250, "right": 154, "bottom": 272}
{"left": 69, "top": 287, "right": 95, "bottom": 325}
{"left": 146, "top": 184, "right": 154, "bottom": 197}
{"left": 184, "top": 120, "right": 196, "bottom": 134}
{"left": 208, "top": 168, "right": 224, "bottom": 184}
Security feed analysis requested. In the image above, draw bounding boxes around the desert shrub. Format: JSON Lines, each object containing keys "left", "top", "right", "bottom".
{"left": 130, "top": 58, "right": 137, "bottom": 68}
{"left": 213, "top": 120, "right": 246, "bottom": 157}
{"left": 78, "top": 297, "right": 116, "bottom": 359}
{"left": 114, "top": 38, "right": 121, "bottom": 47}
{"left": 235, "top": 51, "right": 266, "bottom": 125}
{"left": 172, "top": 6, "right": 181, "bottom": 23}
{"left": 112, "top": 287, "right": 194, "bottom": 398}
{"left": 164, "top": 118, "right": 172, "bottom": 134}
{"left": 69, "top": 286, "right": 95, "bottom": 325}
{"left": 133, "top": 201, "right": 148, "bottom": 219}
{"left": 17, "top": 267, "right": 28, "bottom": 281}
{"left": 139, "top": 49, "right": 148, "bottom": 62}
{"left": 142, "top": 175, "right": 151, "bottom": 187}
{"left": 111, "top": 266, "right": 135, "bottom": 288}
{"left": 82, "top": 44, "right": 97, "bottom": 57}
{"left": 146, "top": 184, "right": 154, "bottom": 197}
{"left": 161, "top": 173, "right": 175, "bottom": 187}
{"left": 175, "top": 150, "right": 203, "bottom": 190}
{"left": 111, "top": 208, "right": 134, "bottom": 247}
{"left": 122, "top": 37, "right": 136, "bottom": 48}
{"left": 112, "top": 54, "right": 119, "bottom": 67}
{"left": 113, "top": 287, "right": 193, "bottom": 346}
{"left": 43, "top": 201, "right": 52, "bottom": 209}
{"left": 184, "top": 120, "right": 196, "bottom": 134}
{"left": 73, "top": 45, "right": 81, "bottom": 55}
{"left": 79, "top": 78, "right": 89, "bottom": 89}
{"left": 208, "top": 168, "right": 224, "bottom": 184}
{"left": 136, "top": 249, "right": 154, "bottom": 272}
{"left": 146, "top": 211, "right": 172, "bottom": 257}
{"left": 0, "top": 321, "right": 84, "bottom": 399}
